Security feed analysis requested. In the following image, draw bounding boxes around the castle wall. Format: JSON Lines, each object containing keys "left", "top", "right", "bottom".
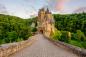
{"left": 37, "top": 8, "right": 55, "bottom": 37}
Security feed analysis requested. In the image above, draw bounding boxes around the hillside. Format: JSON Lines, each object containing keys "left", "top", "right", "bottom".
{"left": 53, "top": 12, "right": 86, "bottom": 49}
{"left": 0, "top": 14, "right": 34, "bottom": 44}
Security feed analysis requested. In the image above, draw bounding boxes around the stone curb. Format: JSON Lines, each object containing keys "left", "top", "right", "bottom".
{"left": 0, "top": 36, "right": 36, "bottom": 57}
{"left": 44, "top": 36, "right": 86, "bottom": 57}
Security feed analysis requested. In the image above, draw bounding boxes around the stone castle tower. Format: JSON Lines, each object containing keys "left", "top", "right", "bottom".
{"left": 37, "top": 8, "right": 55, "bottom": 37}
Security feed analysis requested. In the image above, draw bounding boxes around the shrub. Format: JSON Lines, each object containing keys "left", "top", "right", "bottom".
{"left": 6, "top": 31, "right": 18, "bottom": 43}
{"left": 16, "top": 37, "right": 23, "bottom": 42}
{"left": 76, "top": 30, "right": 86, "bottom": 41}
{"left": 0, "top": 39, "right": 6, "bottom": 45}
{"left": 51, "top": 30, "right": 62, "bottom": 41}
{"left": 81, "top": 41, "right": 86, "bottom": 49}
{"left": 32, "top": 27, "right": 37, "bottom": 32}
{"left": 69, "top": 40, "right": 83, "bottom": 48}
{"left": 71, "top": 30, "right": 86, "bottom": 41}
{"left": 71, "top": 33, "right": 77, "bottom": 40}
{"left": 60, "top": 31, "right": 71, "bottom": 43}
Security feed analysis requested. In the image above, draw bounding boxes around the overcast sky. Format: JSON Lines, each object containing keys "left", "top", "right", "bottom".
{"left": 0, "top": 0, "right": 86, "bottom": 18}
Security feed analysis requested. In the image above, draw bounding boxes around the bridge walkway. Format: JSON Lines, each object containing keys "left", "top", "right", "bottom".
{"left": 9, "top": 34, "right": 78, "bottom": 57}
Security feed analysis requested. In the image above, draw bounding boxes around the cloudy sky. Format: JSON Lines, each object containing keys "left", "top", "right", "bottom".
{"left": 0, "top": 0, "right": 86, "bottom": 18}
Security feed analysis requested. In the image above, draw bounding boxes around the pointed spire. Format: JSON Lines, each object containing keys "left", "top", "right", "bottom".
{"left": 41, "top": 8, "right": 45, "bottom": 11}
{"left": 46, "top": 8, "right": 49, "bottom": 13}
{"left": 46, "top": 8, "right": 51, "bottom": 14}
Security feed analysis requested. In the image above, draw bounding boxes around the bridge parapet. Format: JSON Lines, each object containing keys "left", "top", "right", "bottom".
{"left": 44, "top": 36, "right": 86, "bottom": 57}
{"left": 0, "top": 36, "right": 36, "bottom": 57}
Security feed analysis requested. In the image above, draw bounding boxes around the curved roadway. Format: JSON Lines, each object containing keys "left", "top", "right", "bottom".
{"left": 9, "top": 34, "right": 78, "bottom": 57}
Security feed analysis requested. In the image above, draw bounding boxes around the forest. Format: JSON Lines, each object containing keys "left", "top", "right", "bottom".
{"left": 0, "top": 14, "right": 35, "bottom": 44}
{"left": 52, "top": 12, "right": 86, "bottom": 49}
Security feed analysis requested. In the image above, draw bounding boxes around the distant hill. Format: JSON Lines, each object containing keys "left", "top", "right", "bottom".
{"left": 0, "top": 4, "right": 8, "bottom": 14}
{"left": 73, "top": 7, "right": 86, "bottom": 13}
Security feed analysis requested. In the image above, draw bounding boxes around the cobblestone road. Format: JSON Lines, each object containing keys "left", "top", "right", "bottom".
{"left": 9, "top": 34, "right": 78, "bottom": 57}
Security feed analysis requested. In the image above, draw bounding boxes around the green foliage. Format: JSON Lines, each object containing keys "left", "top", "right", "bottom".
{"left": 53, "top": 12, "right": 86, "bottom": 35}
{"left": 71, "top": 33, "right": 77, "bottom": 40}
{"left": 32, "top": 27, "right": 37, "bottom": 32}
{"left": 54, "top": 12, "right": 86, "bottom": 49}
{"left": 69, "top": 40, "right": 84, "bottom": 48}
{"left": 69, "top": 40, "right": 86, "bottom": 49}
{"left": 16, "top": 37, "right": 23, "bottom": 42}
{"left": 76, "top": 30, "right": 86, "bottom": 41}
{"left": 60, "top": 31, "right": 70, "bottom": 43}
{"left": 6, "top": 31, "right": 17, "bottom": 43}
{"left": 51, "top": 30, "right": 62, "bottom": 41}
{"left": 71, "top": 30, "right": 86, "bottom": 41}
{"left": 0, "top": 14, "right": 34, "bottom": 44}
{"left": 81, "top": 41, "right": 86, "bottom": 49}
{"left": 52, "top": 30, "right": 71, "bottom": 43}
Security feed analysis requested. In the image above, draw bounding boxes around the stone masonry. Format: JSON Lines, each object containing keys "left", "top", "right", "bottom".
{"left": 37, "top": 8, "right": 55, "bottom": 37}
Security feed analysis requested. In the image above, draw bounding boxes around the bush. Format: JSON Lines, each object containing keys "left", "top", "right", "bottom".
{"left": 81, "top": 41, "right": 86, "bottom": 49}
{"left": 16, "top": 37, "right": 23, "bottom": 42}
{"left": 76, "top": 30, "right": 86, "bottom": 41}
{"left": 60, "top": 31, "right": 71, "bottom": 43}
{"left": 71, "top": 33, "right": 77, "bottom": 40}
{"left": 51, "top": 30, "right": 62, "bottom": 41}
{"left": 6, "top": 31, "right": 18, "bottom": 43}
{"left": 32, "top": 27, "right": 37, "bottom": 32}
{"left": 52, "top": 30, "right": 71, "bottom": 43}
{"left": 0, "top": 39, "right": 5, "bottom": 45}
{"left": 69, "top": 40, "right": 83, "bottom": 48}
{"left": 71, "top": 30, "right": 86, "bottom": 41}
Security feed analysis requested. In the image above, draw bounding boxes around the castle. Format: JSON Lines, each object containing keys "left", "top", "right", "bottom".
{"left": 37, "top": 8, "right": 55, "bottom": 37}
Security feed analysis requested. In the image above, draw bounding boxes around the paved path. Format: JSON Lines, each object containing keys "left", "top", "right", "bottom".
{"left": 9, "top": 34, "right": 78, "bottom": 57}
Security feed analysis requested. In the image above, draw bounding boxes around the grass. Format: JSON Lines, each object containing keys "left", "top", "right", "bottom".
{"left": 68, "top": 40, "right": 86, "bottom": 49}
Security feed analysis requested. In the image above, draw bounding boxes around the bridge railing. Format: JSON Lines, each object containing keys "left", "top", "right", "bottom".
{"left": 0, "top": 36, "right": 36, "bottom": 57}
{"left": 44, "top": 36, "right": 86, "bottom": 57}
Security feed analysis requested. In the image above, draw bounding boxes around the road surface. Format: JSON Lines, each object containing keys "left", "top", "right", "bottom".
{"left": 9, "top": 34, "right": 78, "bottom": 57}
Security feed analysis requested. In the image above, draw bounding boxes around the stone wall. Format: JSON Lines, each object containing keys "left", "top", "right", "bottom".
{"left": 45, "top": 36, "right": 86, "bottom": 57}
{"left": 0, "top": 36, "right": 36, "bottom": 57}
{"left": 37, "top": 8, "right": 55, "bottom": 38}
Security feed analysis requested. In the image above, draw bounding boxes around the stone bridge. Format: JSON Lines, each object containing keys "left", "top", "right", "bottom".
{"left": 0, "top": 34, "right": 86, "bottom": 57}
{"left": 9, "top": 34, "right": 78, "bottom": 57}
